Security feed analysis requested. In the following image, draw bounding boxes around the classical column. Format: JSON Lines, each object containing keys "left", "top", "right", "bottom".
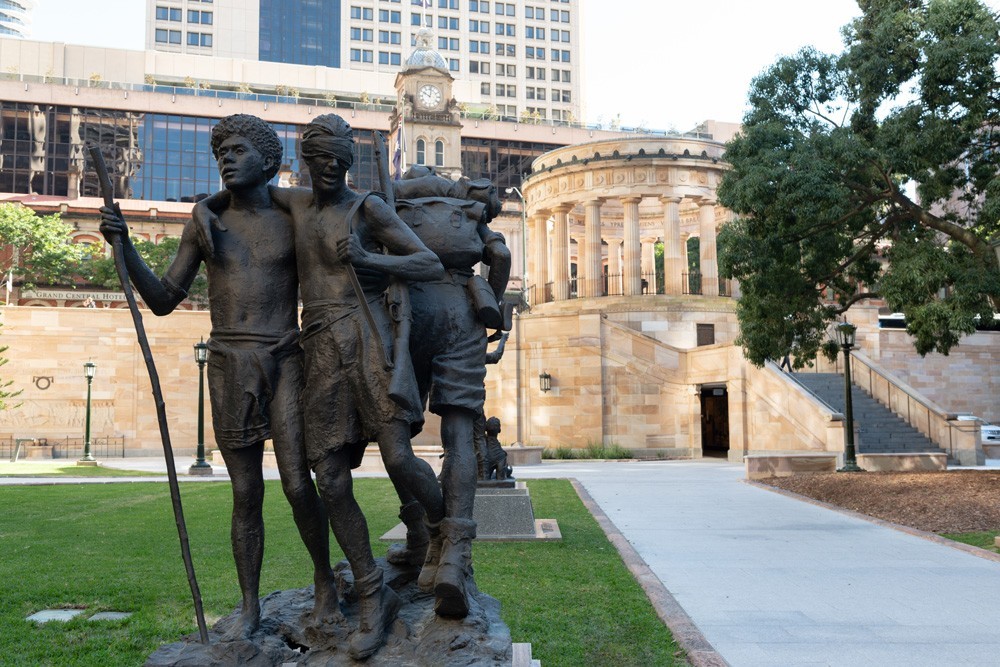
{"left": 661, "top": 196, "right": 683, "bottom": 295}
{"left": 607, "top": 238, "right": 622, "bottom": 296}
{"left": 699, "top": 199, "right": 719, "bottom": 296}
{"left": 621, "top": 196, "right": 642, "bottom": 296}
{"left": 551, "top": 204, "right": 572, "bottom": 301}
{"left": 641, "top": 239, "right": 656, "bottom": 294}
{"left": 530, "top": 212, "right": 549, "bottom": 303}
{"left": 583, "top": 198, "right": 604, "bottom": 298}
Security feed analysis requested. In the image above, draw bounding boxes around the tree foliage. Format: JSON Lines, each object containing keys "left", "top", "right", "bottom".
{"left": 90, "top": 236, "right": 208, "bottom": 303}
{"left": 718, "top": 0, "right": 1000, "bottom": 366}
{"left": 0, "top": 203, "right": 98, "bottom": 291}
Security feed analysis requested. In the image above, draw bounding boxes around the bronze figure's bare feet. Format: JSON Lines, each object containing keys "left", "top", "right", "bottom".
{"left": 220, "top": 603, "right": 260, "bottom": 642}
{"left": 311, "top": 572, "right": 344, "bottom": 626}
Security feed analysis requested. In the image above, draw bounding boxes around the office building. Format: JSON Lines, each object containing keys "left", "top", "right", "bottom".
{"left": 0, "top": 0, "right": 33, "bottom": 38}
{"left": 145, "top": 0, "right": 582, "bottom": 122}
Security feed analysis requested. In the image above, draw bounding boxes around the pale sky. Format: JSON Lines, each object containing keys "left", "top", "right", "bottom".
{"left": 26, "top": 0, "right": 1000, "bottom": 132}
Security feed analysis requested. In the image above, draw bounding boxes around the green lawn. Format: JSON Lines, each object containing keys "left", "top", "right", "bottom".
{"left": 0, "top": 462, "right": 164, "bottom": 477}
{"left": 943, "top": 531, "right": 1000, "bottom": 554}
{"left": 0, "top": 479, "right": 684, "bottom": 666}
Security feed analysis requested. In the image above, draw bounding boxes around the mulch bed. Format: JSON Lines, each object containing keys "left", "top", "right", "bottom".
{"left": 759, "top": 470, "right": 1000, "bottom": 534}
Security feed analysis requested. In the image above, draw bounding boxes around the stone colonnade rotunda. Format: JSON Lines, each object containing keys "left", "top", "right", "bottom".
{"left": 519, "top": 136, "right": 732, "bottom": 305}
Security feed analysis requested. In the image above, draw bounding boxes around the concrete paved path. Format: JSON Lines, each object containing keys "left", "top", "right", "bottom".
{"left": 5, "top": 457, "right": 1000, "bottom": 666}
{"left": 516, "top": 460, "right": 1000, "bottom": 667}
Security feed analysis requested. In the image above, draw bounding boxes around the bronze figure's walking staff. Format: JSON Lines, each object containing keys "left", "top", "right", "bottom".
{"left": 87, "top": 145, "right": 210, "bottom": 645}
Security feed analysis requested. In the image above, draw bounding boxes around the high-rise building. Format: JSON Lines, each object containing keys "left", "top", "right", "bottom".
{"left": 145, "top": 0, "right": 582, "bottom": 122}
{"left": 0, "top": 0, "right": 34, "bottom": 38}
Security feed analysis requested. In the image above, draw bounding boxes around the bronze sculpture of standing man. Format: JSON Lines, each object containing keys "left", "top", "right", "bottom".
{"left": 99, "top": 114, "right": 339, "bottom": 641}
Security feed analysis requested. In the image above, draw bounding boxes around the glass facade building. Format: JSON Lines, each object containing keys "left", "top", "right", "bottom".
{"left": 259, "top": 0, "right": 342, "bottom": 68}
{"left": 0, "top": 101, "right": 558, "bottom": 202}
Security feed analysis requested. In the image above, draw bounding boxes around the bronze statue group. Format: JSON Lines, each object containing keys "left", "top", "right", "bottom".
{"left": 99, "top": 113, "right": 511, "bottom": 660}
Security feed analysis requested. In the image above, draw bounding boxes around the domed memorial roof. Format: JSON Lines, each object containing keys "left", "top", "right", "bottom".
{"left": 403, "top": 28, "right": 448, "bottom": 72}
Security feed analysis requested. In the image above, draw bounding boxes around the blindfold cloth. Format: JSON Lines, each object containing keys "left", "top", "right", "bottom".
{"left": 301, "top": 132, "right": 355, "bottom": 169}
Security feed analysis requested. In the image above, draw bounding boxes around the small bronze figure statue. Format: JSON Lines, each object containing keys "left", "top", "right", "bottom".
{"left": 479, "top": 416, "right": 512, "bottom": 481}
{"left": 100, "top": 114, "right": 339, "bottom": 641}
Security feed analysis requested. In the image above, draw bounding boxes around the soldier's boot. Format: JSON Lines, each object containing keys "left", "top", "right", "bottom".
{"left": 416, "top": 519, "right": 443, "bottom": 593}
{"left": 433, "top": 518, "right": 477, "bottom": 618}
{"left": 348, "top": 567, "right": 400, "bottom": 661}
{"left": 385, "top": 501, "right": 430, "bottom": 568}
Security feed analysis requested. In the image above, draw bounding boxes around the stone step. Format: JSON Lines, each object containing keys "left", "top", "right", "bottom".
{"left": 792, "top": 373, "right": 946, "bottom": 456}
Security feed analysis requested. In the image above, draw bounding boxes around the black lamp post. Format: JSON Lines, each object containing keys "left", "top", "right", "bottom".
{"left": 78, "top": 361, "right": 97, "bottom": 464}
{"left": 189, "top": 339, "right": 213, "bottom": 476}
{"left": 539, "top": 371, "right": 552, "bottom": 393}
{"left": 835, "top": 322, "right": 863, "bottom": 472}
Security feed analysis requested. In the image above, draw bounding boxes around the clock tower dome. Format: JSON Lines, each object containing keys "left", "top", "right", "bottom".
{"left": 390, "top": 29, "right": 463, "bottom": 179}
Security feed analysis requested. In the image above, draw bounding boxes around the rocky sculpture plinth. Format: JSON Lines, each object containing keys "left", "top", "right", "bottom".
{"left": 146, "top": 559, "right": 512, "bottom": 667}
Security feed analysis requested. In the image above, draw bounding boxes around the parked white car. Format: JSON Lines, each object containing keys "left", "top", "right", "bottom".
{"left": 956, "top": 415, "right": 1000, "bottom": 442}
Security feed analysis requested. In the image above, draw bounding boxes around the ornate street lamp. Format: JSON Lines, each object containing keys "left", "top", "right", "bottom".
{"left": 79, "top": 361, "right": 97, "bottom": 464}
{"left": 835, "top": 321, "right": 863, "bottom": 472}
{"left": 539, "top": 371, "right": 552, "bottom": 393}
{"left": 189, "top": 339, "right": 213, "bottom": 476}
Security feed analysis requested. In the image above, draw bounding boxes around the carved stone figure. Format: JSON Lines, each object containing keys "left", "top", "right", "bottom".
{"left": 390, "top": 165, "right": 511, "bottom": 618}
{"left": 98, "top": 114, "right": 338, "bottom": 641}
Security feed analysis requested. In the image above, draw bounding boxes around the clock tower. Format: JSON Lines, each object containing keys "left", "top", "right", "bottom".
{"left": 390, "top": 29, "right": 463, "bottom": 179}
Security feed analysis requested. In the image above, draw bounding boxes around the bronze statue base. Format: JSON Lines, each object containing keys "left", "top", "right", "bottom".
{"left": 146, "top": 559, "right": 512, "bottom": 666}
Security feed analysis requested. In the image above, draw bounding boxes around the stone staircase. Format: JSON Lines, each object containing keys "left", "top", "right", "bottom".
{"left": 793, "top": 373, "right": 947, "bottom": 456}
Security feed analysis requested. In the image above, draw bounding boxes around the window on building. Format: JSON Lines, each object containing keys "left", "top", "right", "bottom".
{"left": 411, "top": 13, "right": 421, "bottom": 25}
{"left": 391, "top": 31, "right": 401, "bottom": 44}
{"left": 435, "top": 140, "right": 444, "bottom": 166}
{"left": 416, "top": 138, "right": 426, "bottom": 164}
{"left": 155, "top": 6, "right": 169, "bottom": 21}
{"left": 351, "top": 27, "right": 362, "bottom": 39}
{"left": 364, "top": 7, "right": 373, "bottom": 19}
{"left": 351, "top": 5, "right": 362, "bottom": 19}
{"left": 169, "top": 7, "right": 181, "bottom": 21}
{"left": 363, "top": 49, "right": 373, "bottom": 62}
{"left": 155, "top": 28, "right": 168, "bottom": 42}
{"left": 168, "top": 29, "right": 181, "bottom": 43}
{"left": 449, "top": 58, "right": 459, "bottom": 71}
{"left": 696, "top": 324, "right": 716, "bottom": 347}
{"left": 481, "top": 81, "right": 490, "bottom": 94}
{"left": 379, "top": 30, "right": 389, "bottom": 43}
{"left": 351, "top": 48, "right": 362, "bottom": 61}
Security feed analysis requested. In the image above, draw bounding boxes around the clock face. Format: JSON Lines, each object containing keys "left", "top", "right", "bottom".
{"left": 418, "top": 84, "right": 442, "bottom": 109}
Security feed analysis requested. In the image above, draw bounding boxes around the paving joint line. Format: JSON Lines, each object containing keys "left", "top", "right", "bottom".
{"left": 745, "top": 478, "right": 1000, "bottom": 564}
{"left": 569, "top": 478, "right": 730, "bottom": 667}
